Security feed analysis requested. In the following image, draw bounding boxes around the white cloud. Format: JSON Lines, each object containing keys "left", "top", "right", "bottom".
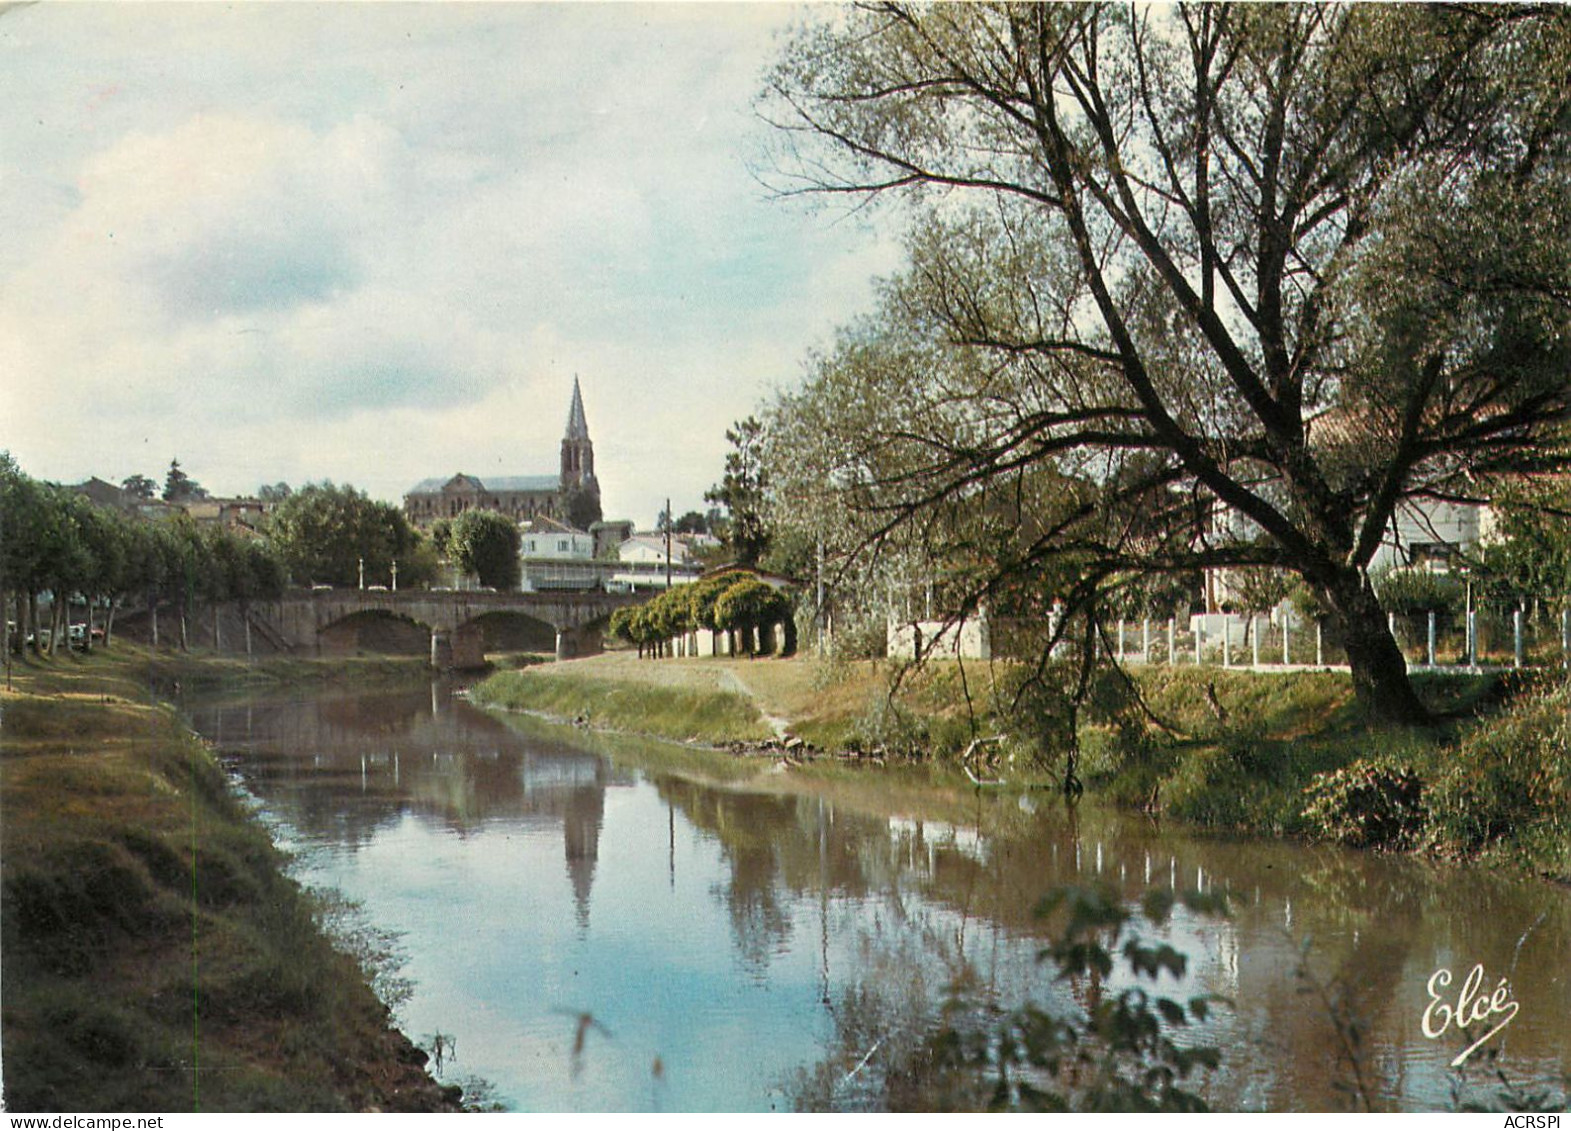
{"left": 0, "top": 2, "right": 902, "bottom": 525}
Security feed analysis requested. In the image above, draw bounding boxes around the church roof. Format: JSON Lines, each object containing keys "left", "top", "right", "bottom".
{"left": 565, "top": 376, "right": 590, "bottom": 441}
{"left": 405, "top": 474, "right": 558, "bottom": 496}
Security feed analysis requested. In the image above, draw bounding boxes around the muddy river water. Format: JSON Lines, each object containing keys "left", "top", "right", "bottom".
{"left": 185, "top": 682, "right": 1570, "bottom": 1112}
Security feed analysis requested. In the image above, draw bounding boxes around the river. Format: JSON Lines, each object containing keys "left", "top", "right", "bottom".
{"left": 184, "top": 681, "right": 1571, "bottom": 1113}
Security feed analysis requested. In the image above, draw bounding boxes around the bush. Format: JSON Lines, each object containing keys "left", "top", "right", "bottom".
{"left": 1302, "top": 759, "right": 1427, "bottom": 850}
{"left": 1427, "top": 679, "right": 1571, "bottom": 869}
{"left": 1372, "top": 567, "right": 1464, "bottom": 615}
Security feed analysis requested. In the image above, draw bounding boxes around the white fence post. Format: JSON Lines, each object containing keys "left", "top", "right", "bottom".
{"left": 1514, "top": 608, "right": 1524, "bottom": 669}
{"left": 1427, "top": 610, "right": 1436, "bottom": 667}
{"left": 1222, "top": 614, "right": 1231, "bottom": 668}
{"left": 1251, "top": 615, "right": 1261, "bottom": 668}
{"left": 1316, "top": 621, "right": 1323, "bottom": 667}
{"left": 1142, "top": 618, "right": 1151, "bottom": 663}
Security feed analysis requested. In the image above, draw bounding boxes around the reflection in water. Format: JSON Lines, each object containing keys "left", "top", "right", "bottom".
{"left": 188, "top": 685, "right": 1571, "bottom": 1113}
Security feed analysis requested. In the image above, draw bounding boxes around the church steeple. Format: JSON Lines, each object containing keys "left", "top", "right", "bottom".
{"left": 565, "top": 376, "right": 590, "bottom": 442}
{"left": 560, "top": 377, "right": 597, "bottom": 492}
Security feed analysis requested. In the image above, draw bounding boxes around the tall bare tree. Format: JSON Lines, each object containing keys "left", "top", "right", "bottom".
{"left": 762, "top": 2, "right": 1571, "bottom": 723}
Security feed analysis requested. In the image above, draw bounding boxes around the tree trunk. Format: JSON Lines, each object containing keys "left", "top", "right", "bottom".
{"left": 1320, "top": 570, "right": 1432, "bottom": 726}
{"left": 105, "top": 597, "right": 119, "bottom": 648}
{"left": 49, "top": 594, "right": 64, "bottom": 656}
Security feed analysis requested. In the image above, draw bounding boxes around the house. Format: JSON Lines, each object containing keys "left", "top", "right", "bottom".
{"left": 606, "top": 533, "right": 705, "bottom": 590}
{"left": 519, "top": 516, "right": 598, "bottom": 592}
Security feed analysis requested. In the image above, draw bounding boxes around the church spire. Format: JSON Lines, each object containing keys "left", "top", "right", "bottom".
{"left": 565, "top": 375, "right": 589, "bottom": 441}
{"left": 560, "top": 377, "right": 598, "bottom": 513}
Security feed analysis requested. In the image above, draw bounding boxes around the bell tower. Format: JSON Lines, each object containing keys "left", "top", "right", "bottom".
{"left": 560, "top": 377, "right": 596, "bottom": 487}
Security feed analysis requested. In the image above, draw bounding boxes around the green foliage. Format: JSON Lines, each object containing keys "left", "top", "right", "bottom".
{"left": 561, "top": 485, "right": 602, "bottom": 532}
{"left": 1302, "top": 760, "right": 1427, "bottom": 850}
{"left": 705, "top": 417, "right": 771, "bottom": 567}
{"left": 1426, "top": 678, "right": 1571, "bottom": 872}
{"left": 1373, "top": 567, "right": 1465, "bottom": 615}
{"left": 713, "top": 577, "right": 773, "bottom": 649}
{"left": 1225, "top": 567, "right": 1294, "bottom": 615}
{"left": 761, "top": 2, "right": 1571, "bottom": 726}
{"left": 266, "top": 481, "right": 429, "bottom": 589}
{"left": 447, "top": 510, "right": 520, "bottom": 590}
{"left": 160, "top": 457, "right": 204, "bottom": 503}
{"left": 1475, "top": 478, "right": 1571, "bottom": 609}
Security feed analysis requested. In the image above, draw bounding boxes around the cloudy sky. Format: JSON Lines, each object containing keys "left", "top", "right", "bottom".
{"left": 0, "top": 2, "right": 901, "bottom": 526}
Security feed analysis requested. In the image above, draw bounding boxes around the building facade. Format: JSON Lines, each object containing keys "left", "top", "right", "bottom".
{"left": 403, "top": 379, "right": 602, "bottom": 529}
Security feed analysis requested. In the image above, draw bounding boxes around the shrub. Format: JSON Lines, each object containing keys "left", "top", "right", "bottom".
{"left": 1302, "top": 759, "right": 1427, "bottom": 850}
{"left": 1427, "top": 679, "right": 1571, "bottom": 868}
{"left": 1372, "top": 567, "right": 1464, "bottom": 616}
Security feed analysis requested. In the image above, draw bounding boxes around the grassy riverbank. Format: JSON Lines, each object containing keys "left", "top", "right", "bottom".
{"left": 0, "top": 644, "right": 457, "bottom": 1112}
{"left": 473, "top": 652, "right": 1570, "bottom": 882}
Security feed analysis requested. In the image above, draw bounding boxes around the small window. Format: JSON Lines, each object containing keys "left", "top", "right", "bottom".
{"left": 558, "top": 539, "right": 569, "bottom": 552}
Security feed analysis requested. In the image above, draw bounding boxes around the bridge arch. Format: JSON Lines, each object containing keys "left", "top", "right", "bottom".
{"left": 458, "top": 610, "right": 559, "bottom": 656}
{"left": 318, "top": 609, "right": 435, "bottom": 656}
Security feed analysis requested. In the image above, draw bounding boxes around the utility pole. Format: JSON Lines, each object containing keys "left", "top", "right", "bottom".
{"left": 664, "top": 496, "right": 672, "bottom": 589}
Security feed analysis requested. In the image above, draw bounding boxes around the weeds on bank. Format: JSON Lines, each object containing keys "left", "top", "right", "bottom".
{"left": 472, "top": 668, "right": 773, "bottom": 744}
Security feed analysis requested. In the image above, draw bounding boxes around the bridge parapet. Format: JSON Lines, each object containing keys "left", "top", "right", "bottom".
{"left": 251, "top": 587, "right": 646, "bottom": 668}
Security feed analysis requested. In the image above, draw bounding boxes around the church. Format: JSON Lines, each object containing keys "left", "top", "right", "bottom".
{"left": 403, "top": 378, "right": 603, "bottom": 530}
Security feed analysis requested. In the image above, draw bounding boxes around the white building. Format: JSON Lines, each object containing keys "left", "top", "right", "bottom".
{"left": 606, "top": 533, "right": 705, "bottom": 591}
{"left": 520, "top": 516, "right": 598, "bottom": 592}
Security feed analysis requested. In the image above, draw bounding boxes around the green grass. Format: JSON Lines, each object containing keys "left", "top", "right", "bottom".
{"left": 1, "top": 644, "right": 457, "bottom": 1112}
{"left": 471, "top": 667, "right": 773, "bottom": 745}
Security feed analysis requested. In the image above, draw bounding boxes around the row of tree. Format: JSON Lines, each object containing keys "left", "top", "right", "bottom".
{"left": 609, "top": 573, "right": 795, "bottom": 659}
{"left": 2, "top": 453, "right": 288, "bottom": 656}
{"left": 1, "top": 454, "right": 554, "bottom": 658}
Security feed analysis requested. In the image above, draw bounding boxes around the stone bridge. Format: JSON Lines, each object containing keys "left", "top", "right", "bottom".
{"left": 250, "top": 588, "right": 646, "bottom": 669}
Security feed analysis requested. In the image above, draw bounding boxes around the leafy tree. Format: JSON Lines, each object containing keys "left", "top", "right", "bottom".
{"left": 448, "top": 510, "right": 521, "bottom": 590}
{"left": 266, "top": 482, "right": 428, "bottom": 589}
{"left": 161, "top": 458, "right": 205, "bottom": 503}
{"left": 2, "top": 453, "right": 47, "bottom": 652}
{"left": 1372, "top": 566, "right": 1465, "bottom": 617}
{"left": 706, "top": 417, "right": 773, "bottom": 568}
{"left": 562, "top": 485, "right": 602, "bottom": 532}
{"left": 674, "top": 510, "right": 711, "bottom": 535}
{"left": 1475, "top": 477, "right": 1571, "bottom": 612}
{"left": 120, "top": 474, "right": 157, "bottom": 500}
{"left": 761, "top": 3, "right": 1571, "bottom": 725}
{"left": 714, "top": 577, "right": 781, "bottom": 657}
{"left": 257, "top": 482, "right": 293, "bottom": 503}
